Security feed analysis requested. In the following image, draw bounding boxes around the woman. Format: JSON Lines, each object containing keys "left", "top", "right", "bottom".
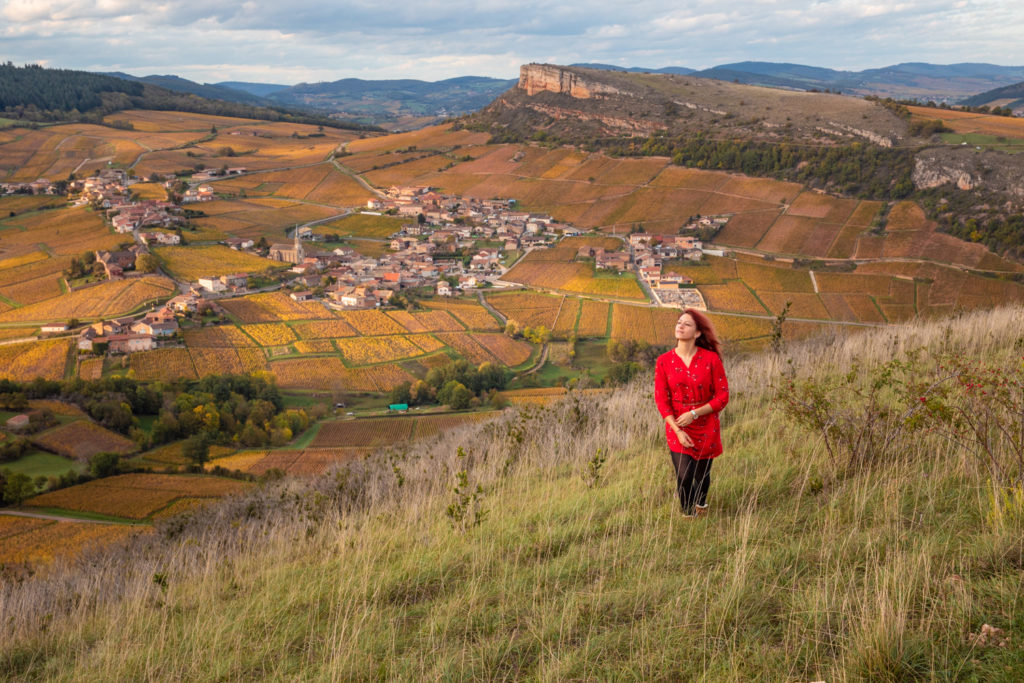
{"left": 654, "top": 309, "right": 729, "bottom": 518}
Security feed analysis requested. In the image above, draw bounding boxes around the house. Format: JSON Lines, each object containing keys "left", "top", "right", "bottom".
{"left": 77, "top": 327, "right": 99, "bottom": 351}
{"left": 197, "top": 277, "right": 227, "bottom": 293}
{"left": 168, "top": 294, "right": 201, "bottom": 313}
{"left": 6, "top": 414, "right": 29, "bottom": 431}
{"left": 436, "top": 281, "right": 453, "bottom": 297}
{"left": 131, "top": 319, "right": 178, "bottom": 337}
{"left": 105, "top": 334, "right": 156, "bottom": 354}
{"left": 220, "top": 273, "right": 248, "bottom": 289}
{"left": 458, "top": 274, "right": 479, "bottom": 289}
{"left": 290, "top": 290, "right": 313, "bottom": 301}
{"left": 138, "top": 231, "right": 181, "bottom": 245}
{"left": 224, "top": 237, "right": 255, "bottom": 250}
{"left": 40, "top": 322, "right": 70, "bottom": 335}
{"left": 596, "top": 252, "right": 630, "bottom": 271}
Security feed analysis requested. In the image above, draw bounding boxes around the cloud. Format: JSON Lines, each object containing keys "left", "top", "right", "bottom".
{"left": 0, "top": 0, "right": 1021, "bottom": 81}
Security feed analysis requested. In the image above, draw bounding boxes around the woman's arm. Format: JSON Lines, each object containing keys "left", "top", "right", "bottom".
{"left": 676, "top": 353, "right": 728, "bottom": 426}
{"left": 706, "top": 352, "right": 729, "bottom": 413}
{"left": 653, "top": 356, "right": 674, "bottom": 420}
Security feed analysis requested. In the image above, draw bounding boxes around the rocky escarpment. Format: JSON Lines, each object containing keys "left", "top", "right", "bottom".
{"left": 913, "top": 147, "right": 1024, "bottom": 199}
{"left": 469, "top": 63, "right": 909, "bottom": 146}
{"left": 518, "top": 64, "right": 630, "bottom": 99}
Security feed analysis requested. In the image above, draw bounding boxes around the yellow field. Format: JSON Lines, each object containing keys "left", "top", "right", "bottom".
{"left": 270, "top": 357, "right": 415, "bottom": 391}
{"left": 419, "top": 300, "right": 499, "bottom": 330}
{"left": 0, "top": 516, "right": 144, "bottom": 566}
{"left": 154, "top": 245, "right": 282, "bottom": 280}
{"left": 577, "top": 300, "right": 610, "bottom": 337}
{"left": 0, "top": 276, "right": 176, "bottom": 322}
{"left": 0, "top": 338, "right": 70, "bottom": 381}
{"left": 25, "top": 473, "right": 250, "bottom": 520}
{"left": 436, "top": 332, "right": 498, "bottom": 365}
{"left": 336, "top": 309, "right": 408, "bottom": 336}
{"left": 32, "top": 420, "right": 137, "bottom": 459}
{"left": 335, "top": 335, "right": 424, "bottom": 365}
{"left": 609, "top": 305, "right": 680, "bottom": 345}
{"left": 190, "top": 347, "right": 247, "bottom": 376}
{"left": 241, "top": 323, "right": 298, "bottom": 346}
{"left": 292, "top": 319, "right": 359, "bottom": 339}
{"left": 699, "top": 282, "right": 769, "bottom": 314}
{"left": 471, "top": 333, "right": 533, "bottom": 366}
{"left": 129, "top": 348, "right": 198, "bottom": 381}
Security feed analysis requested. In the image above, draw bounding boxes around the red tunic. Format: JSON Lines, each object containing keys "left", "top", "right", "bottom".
{"left": 654, "top": 347, "right": 729, "bottom": 458}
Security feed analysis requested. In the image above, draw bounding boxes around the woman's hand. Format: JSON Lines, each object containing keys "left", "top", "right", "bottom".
{"left": 675, "top": 428, "right": 694, "bottom": 448}
{"left": 666, "top": 415, "right": 694, "bottom": 448}
{"left": 674, "top": 411, "right": 697, "bottom": 428}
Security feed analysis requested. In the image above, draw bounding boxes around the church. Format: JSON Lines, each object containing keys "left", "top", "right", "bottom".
{"left": 269, "top": 227, "right": 306, "bottom": 264}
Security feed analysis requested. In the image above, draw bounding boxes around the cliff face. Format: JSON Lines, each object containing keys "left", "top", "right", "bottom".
{"left": 913, "top": 147, "right": 1024, "bottom": 198}
{"left": 518, "top": 64, "right": 627, "bottom": 99}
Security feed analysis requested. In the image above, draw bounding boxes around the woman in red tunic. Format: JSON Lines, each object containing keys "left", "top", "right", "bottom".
{"left": 654, "top": 309, "right": 729, "bottom": 517}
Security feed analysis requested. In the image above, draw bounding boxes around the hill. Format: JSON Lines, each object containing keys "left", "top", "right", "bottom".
{"left": 470, "top": 63, "right": 908, "bottom": 146}
{"left": 104, "top": 73, "right": 277, "bottom": 107}
{"left": 2, "top": 306, "right": 1022, "bottom": 679}
{"left": 262, "top": 75, "right": 518, "bottom": 130}
{"left": 0, "top": 63, "right": 377, "bottom": 131}
{"left": 960, "top": 81, "right": 1024, "bottom": 112}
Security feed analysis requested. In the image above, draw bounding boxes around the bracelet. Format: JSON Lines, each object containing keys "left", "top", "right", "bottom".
{"left": 690, "top": 409, "right": 698, "bottom": 420}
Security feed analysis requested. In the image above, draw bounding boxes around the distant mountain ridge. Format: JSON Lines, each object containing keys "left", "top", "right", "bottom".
{"left": 0, "top": 63, "right": 376, "bottom": 130}
{"left": 259, "top": 75, "right": 518, "bottom": 130}
{"left": 572, "top": 61, "right": 1024, "bottom": 101}
{"left": 103, "top": 73, "right": 273, "bottom": 107}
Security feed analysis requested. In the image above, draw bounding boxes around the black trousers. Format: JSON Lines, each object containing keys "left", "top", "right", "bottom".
{"left": 670, "top": 451, "right": 713, "bottom": 513}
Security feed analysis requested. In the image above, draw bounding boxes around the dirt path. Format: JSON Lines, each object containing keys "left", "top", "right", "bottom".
{"left": 0, "top": 510, "right": 136, "bottom": 526}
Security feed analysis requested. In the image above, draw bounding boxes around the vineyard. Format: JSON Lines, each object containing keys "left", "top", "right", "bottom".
{"left": 311, "top": 411, "right": 501, "bottom": 448}
{"left": 609, "top": 305, "right": 681, "bottom": 345}
{"left": 486, "top": 291, "right": 563, "bottom": 329}
{"left": 31, "top": 420, "right": 137, "bottom": 460}
{"left": 419, "top": 301, "right": 500, "bottom": 330}
{"left": 502, "top": 251, "right": 646, "bottom": 300}
{"left": 154, "top": 245, "right": 282, "bottom": 281}
{"left": 0, "top": 338, "right": 71, "bottom": 381}
{"left": 0, "top": 516, "right": 143, "bottom": 566}
{"left": 24, "top": 473, "right": 250, "bottom": 520}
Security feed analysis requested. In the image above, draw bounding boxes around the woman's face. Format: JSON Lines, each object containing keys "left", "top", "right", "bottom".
{"left": 675, "top": 314, "right": 701, "bottom": 341}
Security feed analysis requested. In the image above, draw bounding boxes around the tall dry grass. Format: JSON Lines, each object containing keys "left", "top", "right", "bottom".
{"left": 2, "top": 305, "right": 1022, "bottom": 680}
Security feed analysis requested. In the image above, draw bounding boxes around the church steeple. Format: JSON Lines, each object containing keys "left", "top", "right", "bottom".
{"left": 293, "top": 224, "right": 305, "bottom": 262}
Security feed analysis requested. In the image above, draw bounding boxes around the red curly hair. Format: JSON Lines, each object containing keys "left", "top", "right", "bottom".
{"left": 682, "top": 308, "right": 722, "bottom": 356}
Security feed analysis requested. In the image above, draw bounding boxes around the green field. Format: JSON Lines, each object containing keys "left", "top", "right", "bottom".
{"left": 940, "top": 132, "right": 1024, "bottom": 152}
{"left": 1, "top": 451, "right": 84, "bottom": 479}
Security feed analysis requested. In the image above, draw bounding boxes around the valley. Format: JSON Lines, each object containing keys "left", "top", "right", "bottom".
{"left": 1, "top": 69, "right": 1023, "bottom": 570}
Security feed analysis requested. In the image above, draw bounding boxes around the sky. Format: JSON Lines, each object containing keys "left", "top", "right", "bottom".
{"left": 2, "top": 0, "right": 1022, "bottom": 84}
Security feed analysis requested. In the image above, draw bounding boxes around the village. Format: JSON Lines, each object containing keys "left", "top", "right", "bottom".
{"left": 6, "top": 172, "right": 721, "bottom": 359}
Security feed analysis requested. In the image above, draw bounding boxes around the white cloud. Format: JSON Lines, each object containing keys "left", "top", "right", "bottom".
{"left": 0, "top": 0, "right": 1021, "bottom": 81}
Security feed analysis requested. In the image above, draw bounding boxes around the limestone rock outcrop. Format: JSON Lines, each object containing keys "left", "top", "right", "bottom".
{"left": 518, "top": 64, "right": 626, "bottom": 99}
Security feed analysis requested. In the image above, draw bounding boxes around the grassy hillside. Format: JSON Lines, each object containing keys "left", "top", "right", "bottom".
{"left": 3, "top": 307, "right": 1023, "bottom": 679}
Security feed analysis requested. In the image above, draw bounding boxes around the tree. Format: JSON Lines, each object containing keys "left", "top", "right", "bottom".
{"left": 438, "top": 380, "right": 472, "bottom": 410}
{"left": 182, "top": 433, "right": 210, "bottom": 467}
{"left": 2, "top": 471, "right": 35, "bottom": 505}
{"left": 135, "top": 253, "right": 159, "bottom": 273}
{"left": 390, "top": 382, "right": 412, "bottom": 405}
{"left": 89, "top": 451, "right": 121, "bottom": 478}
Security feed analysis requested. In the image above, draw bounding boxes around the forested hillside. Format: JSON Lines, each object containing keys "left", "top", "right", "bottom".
{"left": 0, "top": 63, "right": 379, "bottom": 131}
